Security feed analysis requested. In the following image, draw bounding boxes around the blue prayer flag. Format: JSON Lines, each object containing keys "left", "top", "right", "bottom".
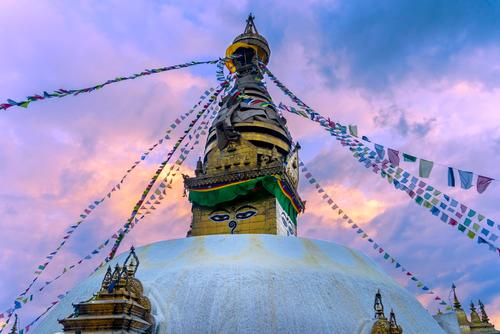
{"left": 458, "top": 170, "right": 473, "bottom": 189}
{"left": 431, "top": 206, "right": 440, "bottom": 216}
{"left": 448, "top": 167, "right": 455, "bottom": 187}
{"left": 375, "top": 144, "right": 385, "bottom": 159}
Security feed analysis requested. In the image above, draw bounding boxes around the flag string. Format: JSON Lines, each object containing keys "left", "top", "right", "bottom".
{"left": 299, "top": 161, "right": 451, "bottom": 309}
{"left": 0, "top": 58, "right": 227, "bottom": 111}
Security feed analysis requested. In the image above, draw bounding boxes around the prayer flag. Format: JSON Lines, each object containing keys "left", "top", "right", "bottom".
{"left": 419, "top": 159, "right": 434, "bottom": 178}
{"left": 458, "top": 170, "right": 473, "bottom": 189}
{"left": 431, "top": 206, "right": 440, "bottom": 216}
{"left": 375, "top": 144, "right": 385, "bottom": 159}
{"left": 387, "top": 148, "right": 400, "bottom": 166}
{"left": 403, "top": 153, "right": 417, "bottom": 162}
{"left": 477, "top": 175, "right": 494, "bottom": 194}
{"left": 448, "top": 167, "right": 455, "bottom": 187}
{"left": 478, "top": 237, "right": 488, "bottom": 245}
{"left": 348, "top": 125, "right": 358, "bottom": 137}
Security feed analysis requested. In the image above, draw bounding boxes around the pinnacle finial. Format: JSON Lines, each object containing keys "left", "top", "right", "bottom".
{"left": 195, "top": 157, "right": 204, "bottom": 176}
{"left": 470, "top": 301, "right": 482, "bottom": 324}
{"left": 452, "top": 283, "right": 463, "bottom": 310}
{"left": 244, "top": 13, "right": 258, "bottom": 34}
{"left": 374, "top": 289, "right": 385, "bottom": 319}
{"left": 389, "top": 309, "right": 398, "bottom": 327}
{"left": 478, "top": 300, "right": 490, "bottom": 324}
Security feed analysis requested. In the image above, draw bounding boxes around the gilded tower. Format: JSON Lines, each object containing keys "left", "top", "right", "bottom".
{"left": 184, "top": 15, "right": 304, "bottom": 237}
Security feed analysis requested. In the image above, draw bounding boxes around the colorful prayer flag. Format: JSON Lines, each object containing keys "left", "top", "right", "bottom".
{"left": 387, "top": 148, "right": 400, "bottom": 166}
{"left": 458, "top": 170, "right": 473, "bottom": 189}
{"left": 348, "top": 125, "right": 358, "bottom": 137}
{"left": 447, "top": 167, "right": 455, "bottom": 187}
{"left": 403, "top": 153, "right": 417, "bottom": 162}
{"left": 419, "top": 159, "right": 434, "bottom": 178}
{"left": 476, "top": 175, "right": 494, "bottom": 194}
{"left": 375, "top": 144, "right": 385, "bottom": 159}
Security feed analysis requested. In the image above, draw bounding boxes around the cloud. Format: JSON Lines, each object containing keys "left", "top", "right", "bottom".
{"left": 373, "top": 104, "right": 436, "bottom": 137}
{"left": 313, "top": 0, "right": 500, "bottom": 90}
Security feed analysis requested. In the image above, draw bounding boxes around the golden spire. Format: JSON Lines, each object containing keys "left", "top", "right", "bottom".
{"left": 452, "top": 283, "right": 463, "bottom": 310}
{"left": 244, "top": 13, "right": 258, "bottom": 34}
{"left": 469, "top": 301, "right": 481, "bottom": 324}
{"left": 451, "top": 284, "right": 471, "bottom": 327}
{"left": 184, "top": 14, "right": 303, "bottom": 238}
{"left": 478, "top": 300, "right": 491, "bottom": 324}
{"left": 100, "top": 266, "right": 112, "bottom": 292}
{"left": 225, "top": 13, "right": 271, "bottom": 71}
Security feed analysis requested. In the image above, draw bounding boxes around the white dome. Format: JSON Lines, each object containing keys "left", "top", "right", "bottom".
{"left": 32, "top": 234, "right": 445, "bottom": 334}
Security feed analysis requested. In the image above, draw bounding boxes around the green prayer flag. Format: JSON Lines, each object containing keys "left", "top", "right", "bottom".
{"left": 348, "top": 125, "right": 358, "bottom": 137}
{"left": 467, "top": 230, "right": 476, "bottom": 239}
{"left": 19, "top": 101, "right": 30, "bottom": 108}
{"left": 403, "top": 153, "right": 417, "bottom": 162}
{"left": 419, "top": 159, "right": 434, "bottom": 178}
{"left": 458, "top": 224, "right": 466, "bottom": 232}
{"left": 415, "top": 196, "right": 424, "bottom": 205}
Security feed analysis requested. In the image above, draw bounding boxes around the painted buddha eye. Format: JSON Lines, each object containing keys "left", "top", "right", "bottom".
{"left": 235, "top": 210, "right": 257, "bottom": 220}
{"left": 210, "top": 214, "right": 230, "bottom": 222}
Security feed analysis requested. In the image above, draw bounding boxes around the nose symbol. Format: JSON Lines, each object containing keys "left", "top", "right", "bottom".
{"left": 228, "top": 220, "right": 237, "bottom": 234}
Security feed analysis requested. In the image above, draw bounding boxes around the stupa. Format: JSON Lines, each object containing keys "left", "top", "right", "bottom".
{"left": 29, "top": 15, "right": 493, "bottom": 334}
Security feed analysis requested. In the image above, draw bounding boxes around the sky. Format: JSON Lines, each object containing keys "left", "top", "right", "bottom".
{"left": 0, "top": 0, "right": 499, "bottom": 330}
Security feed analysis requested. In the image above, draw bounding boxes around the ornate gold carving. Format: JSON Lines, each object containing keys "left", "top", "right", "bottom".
{"left": 370, "top": 290, "right": 403, "bottom": 334}
{"left": 452, "top": 283, "right": 471, "bottom": 328}
{"left": 59, "top": 247, "right": 154, "bottom": 333}
{"left": 286, "top": 143, "right": 300, "bottom": 189}
{"left": 469, "top": 300, "right": 496, "bottom": 332}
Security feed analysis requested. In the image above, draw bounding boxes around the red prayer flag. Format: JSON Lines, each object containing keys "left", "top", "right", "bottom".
{"left": 477, "top": 175, "right": 494, "bottom": 194}
{"left": 387, "top": 148, "right": 400, "bottom": 166}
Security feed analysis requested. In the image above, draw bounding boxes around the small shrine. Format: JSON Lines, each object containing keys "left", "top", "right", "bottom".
{"left": 58, "top": 247, "right": 153, "bottom": 333}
